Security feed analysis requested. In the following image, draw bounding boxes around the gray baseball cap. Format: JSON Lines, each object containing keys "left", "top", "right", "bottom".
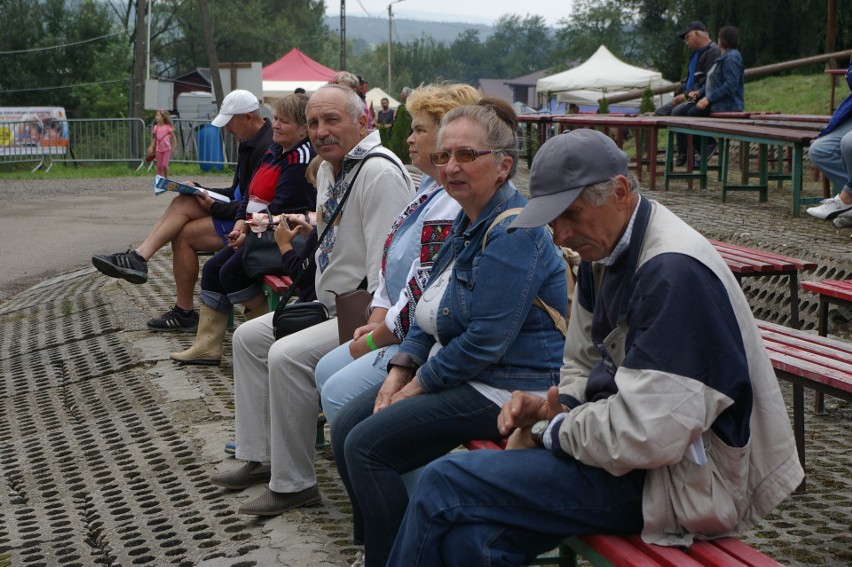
{"left": 509, "top": 129, "right": 628, "bottom": 231}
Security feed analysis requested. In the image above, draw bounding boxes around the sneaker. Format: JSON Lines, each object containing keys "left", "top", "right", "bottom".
{"left": 146, "top": 306, "right": 199, "bottom": 332}
{"left": 92, "top": 250, "right": 148, "bottom": 284}
{"left": 806, "top": 195, "right": 852, "bottom": 220}
{"left": 675, "top": 154, "right": 687, "bottom": 167}
{"left": 832, "top": 209, "right": 852, "bottom": 228}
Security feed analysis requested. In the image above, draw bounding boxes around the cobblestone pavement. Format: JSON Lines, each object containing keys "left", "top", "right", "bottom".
{"left": 0, "top": 164, "right": 850, "bottom": 566}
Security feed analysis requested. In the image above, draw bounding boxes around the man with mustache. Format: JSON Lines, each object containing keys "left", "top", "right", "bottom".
{"left": 387, "top": 129, "right": 802, "bottom": 566}
{"left": 210, "top": 84, "right": 414, "bottom": 515}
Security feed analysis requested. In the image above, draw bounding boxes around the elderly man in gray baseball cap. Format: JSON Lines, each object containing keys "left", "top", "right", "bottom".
{"left": 387, "top": 127, "right": 802, "bottom": 566}
{"left": 509, "top": 128, "right": 635, "bottom": 262}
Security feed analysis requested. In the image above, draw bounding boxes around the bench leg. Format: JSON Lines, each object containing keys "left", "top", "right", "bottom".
{"left": 813, "top": 298, "right": 829, "bottom": 414}
{"left": 791, "top": 146, "right": 804, "bottom": 217}
{"left": 758, "top": 145, "right": 768, "bottom": 202}
{"left": 649, "top": 127, "right": 658, "bottom": 191}
{"left": 721, "top": 138, "right": 730, "bottom": 202}
{"left": 664, "top": 130, "right": 674, "bottom": 191}
{"left": 793, "top": 383, "right": 806, "bottom": 493}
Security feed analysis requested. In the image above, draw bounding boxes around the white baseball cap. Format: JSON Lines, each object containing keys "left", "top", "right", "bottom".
{"left": 211, "top": 90, "right": 260, "bottom": 127}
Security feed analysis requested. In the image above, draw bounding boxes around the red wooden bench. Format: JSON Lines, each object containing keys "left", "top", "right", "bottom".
{"left": 461, "top": 440, "right": 781, "bottom": 566}
{"left": 800, "top": 279, "right": 852, "bottom": 337}
{"left": 262, "top": 274, "right": 293, "bottom": 311}
{"left": 710, "top": 241, "right": 817, "bottom": 328}
{"left": 758, "top": 319, "right": 852, "bottom": 491}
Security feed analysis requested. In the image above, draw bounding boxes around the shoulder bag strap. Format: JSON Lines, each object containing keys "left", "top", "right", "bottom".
{"left": 481, "top": 208, "right": 571, "bottom": 338}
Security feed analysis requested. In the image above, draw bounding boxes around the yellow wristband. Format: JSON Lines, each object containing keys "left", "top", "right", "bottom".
{"left": 365, "top": 332, "right": 379, "bottom": 351}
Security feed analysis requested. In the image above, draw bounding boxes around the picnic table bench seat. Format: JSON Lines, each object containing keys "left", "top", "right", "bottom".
{"left": 710, "top": 240, "right": 816, "bottom": 328}
{"left": 800, "top": 279, "right": 852, "bottom": 336}
{"left": 757, "top": 319, "right": 852, "bottom": 491}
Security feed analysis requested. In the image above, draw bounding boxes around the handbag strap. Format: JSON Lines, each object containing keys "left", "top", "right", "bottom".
{"left": 278, "top": 152, "right": 404, "bottom": 306}
{"left": 481, "top": 208, "right": 576, "bottom": 338}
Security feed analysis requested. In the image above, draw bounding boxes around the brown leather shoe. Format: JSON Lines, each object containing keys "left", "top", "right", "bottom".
{"left": 238, "top": 485, "right": 321, "bottom": 516}
{"left": 209, "top": 461, "right": 271, "bottom": 490}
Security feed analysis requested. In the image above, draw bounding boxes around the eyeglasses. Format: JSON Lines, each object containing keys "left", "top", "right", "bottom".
{"left": 430, "top": 148, "right": 495, "bottom": 166}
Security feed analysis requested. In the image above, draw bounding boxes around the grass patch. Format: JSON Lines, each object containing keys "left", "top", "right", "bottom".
{"left": 0, "top": 162, "right": 232, "bottom": 181}
{"left": 745, "top": 72, "right": 836, "bottom": 115}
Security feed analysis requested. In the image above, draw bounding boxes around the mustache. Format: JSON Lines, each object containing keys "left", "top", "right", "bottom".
{"left": 315, "top": 135, "right": 340, "bottom": 146}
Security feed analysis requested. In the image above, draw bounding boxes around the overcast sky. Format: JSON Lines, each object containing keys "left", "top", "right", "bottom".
{"left": 327, "top": 0, "right": 573, "bottom": 27}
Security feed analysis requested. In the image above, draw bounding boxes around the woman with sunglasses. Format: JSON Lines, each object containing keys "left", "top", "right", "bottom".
{"left": 331, "top": 98, "right": 568, "bottom": 567}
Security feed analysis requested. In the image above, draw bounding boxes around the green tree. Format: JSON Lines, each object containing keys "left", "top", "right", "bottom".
{"left": 551, "top": 0, "right": 643, "bottom": 68}
{"left": 0, "top": 0, "right": 127, "bottom": 117}
{"left": 484, "top": 15, "right": 555, "bottom": 77}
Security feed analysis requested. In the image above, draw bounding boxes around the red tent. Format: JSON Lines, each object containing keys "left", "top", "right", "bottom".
{"left": 262, "top": 48, "right": 336, "bottom": 97}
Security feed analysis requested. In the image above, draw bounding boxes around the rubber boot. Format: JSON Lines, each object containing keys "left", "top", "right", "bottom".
{"left": 170, "top": 305, "right": 229, "bottom": 366}
{"left": 243, "top": 301, "right": 269, "bottom": 321}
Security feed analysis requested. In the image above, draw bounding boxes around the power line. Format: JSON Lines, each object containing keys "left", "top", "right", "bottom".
{"left": 0, "top": 78, "right": 126, "bottom": 94}
{"left": 0, "top": 31, "right": 126, "bottom": 55}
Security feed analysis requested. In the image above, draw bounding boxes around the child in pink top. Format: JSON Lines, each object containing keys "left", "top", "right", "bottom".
{"left": 150, "top": 110, "right": 177, "bottom": 177}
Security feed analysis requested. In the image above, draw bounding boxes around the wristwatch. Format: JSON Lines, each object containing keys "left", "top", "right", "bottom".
{"left": 530, "top": 419, "right": 550, "bottom": 448}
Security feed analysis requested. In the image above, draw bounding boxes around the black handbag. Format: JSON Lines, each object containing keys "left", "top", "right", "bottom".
{"left": 242, "top": 226, "right": 285, "bottom": 279}
{"left": 273, "top": 301, "right": 330, "bottom": 339}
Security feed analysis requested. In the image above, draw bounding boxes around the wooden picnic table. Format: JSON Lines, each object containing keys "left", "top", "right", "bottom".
{"left": 552, "top": 114, "right": 666, "bottom": 190}
{"left": 710, "top": 240, "right": 817, "bottom": 328}
{"left": 660, "top": 118, "right": 822, "bottom": 216}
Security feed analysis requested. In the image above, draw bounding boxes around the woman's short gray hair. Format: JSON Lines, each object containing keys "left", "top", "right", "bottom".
{"left": 439, "top": 104, "right": 520, "bottom": 179}
{"left": 580, "top": 173, "right": 641, "bottom": 207}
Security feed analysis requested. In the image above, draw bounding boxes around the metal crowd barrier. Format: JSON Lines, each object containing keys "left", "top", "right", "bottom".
{"left": 0, "top": 117, "right": 238, "bottom": 172}
{"left": 0, "top": 119, "right": 73, "bottom": 171}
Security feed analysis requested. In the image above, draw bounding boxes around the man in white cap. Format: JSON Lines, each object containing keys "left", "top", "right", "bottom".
{"left": 91, "top": 89, "right": 272, "bottom": 332}
{"left": 386, "top": 129, "right": 802, "bottom": 566}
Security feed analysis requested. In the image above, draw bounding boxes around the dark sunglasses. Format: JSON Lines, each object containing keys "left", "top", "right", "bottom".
{"left": 430, "top": 148, "right": 495, "bottom": 166}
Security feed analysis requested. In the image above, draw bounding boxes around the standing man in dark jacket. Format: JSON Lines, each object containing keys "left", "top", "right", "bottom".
{"left": 91, "top": 89, "right": 273, "bottom": 331}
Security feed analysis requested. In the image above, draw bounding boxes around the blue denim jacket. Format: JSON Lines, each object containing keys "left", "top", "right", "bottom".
{"left": 699, "top": 49, "right": 744, "bottom": 112}
{"left": 400, "top": 182, "right": 567, "bottom": 393}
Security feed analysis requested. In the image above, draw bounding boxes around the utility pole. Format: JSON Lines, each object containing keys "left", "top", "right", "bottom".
{"left": 387, "top": 0, "right": 406, "bottom": 93}
{"left": 131, "top": 0, "right": 147, "bottom": 120}
{"left": 198, "top": 0, "right": 224, "bottom": 107}
{"left": 340, "top": 0, "right": 347, "bottom": 69}
{"left": 131, "top": 0, "right": 148, "bottom": 164}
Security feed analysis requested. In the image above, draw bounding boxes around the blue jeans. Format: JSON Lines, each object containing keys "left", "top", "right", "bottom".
{"left": 332, "top": 382, "right": 503, "bottom": 567}
{"left": 809, "top": 115, "right": 852, "bottom": 194}
{"left": 315, "top": 341, "right": 399, "bottom": 424}
{"left": 387, "top": 449, "right": 646, "bottom": 567}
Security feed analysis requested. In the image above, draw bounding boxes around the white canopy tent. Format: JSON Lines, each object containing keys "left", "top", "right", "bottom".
{"left": 537, "top": 45, "right": 672, "bottom": 108}
{"left": 365, "top": 87, "right": 401, "bottom": 111}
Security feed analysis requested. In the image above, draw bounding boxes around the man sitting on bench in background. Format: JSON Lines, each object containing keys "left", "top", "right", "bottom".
{"left": 92, "top": 90, "right": 273, "bottom": 331}
{"left": 387, "top": 129, "right": 803, "bottom": 566}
